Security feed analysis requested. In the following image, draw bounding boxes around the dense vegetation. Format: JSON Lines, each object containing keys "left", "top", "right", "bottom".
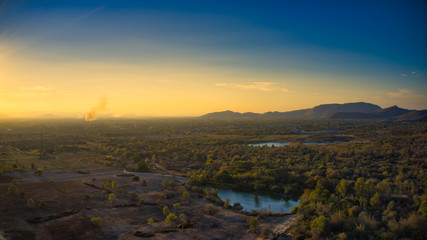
{"left": 0, "top": 118, "right": 425, "bottom": 239}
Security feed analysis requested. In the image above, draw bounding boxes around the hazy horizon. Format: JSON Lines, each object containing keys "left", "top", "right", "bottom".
{"left": 1, "top": 0, "right": 426, "bottom": 118}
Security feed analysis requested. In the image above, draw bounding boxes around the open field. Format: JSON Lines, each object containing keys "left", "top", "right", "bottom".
{"left": 0, "top": 166, "right": 294, "bottom": 240}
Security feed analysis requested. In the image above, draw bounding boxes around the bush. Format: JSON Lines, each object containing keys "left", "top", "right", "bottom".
{"left": 249, "top": 218, "right": 259, "bottom": 232}
{"left": 147, "top": 218, "right": 154, "bottom": 226}
{"left": 178, "top": 214, "right": 188, "bottom": 228}
{"left": 108, "top": 193, "right": 116, "bottom": 203}
{"left": 204, "top": 204, "right": 216, "bottom": 215}
{"left": 224, "top": 198, "right": 230, "bottom": 209}
{"left": 26, "top": 198, "right": 35, "bottom": 208}
{"left": 181, "top": 191, "right": 190, "bottom": 203}
{"left": 173, "top": 203, "right": 180, "bottom": 211}
{"left": 132, "top": 175, "right": 140, "bottom": 182}
{"left": 84, "top": 194, "right": 91, "bottom": 201}
{"left": 8, "top": 183, "right": 19, "bottom": 195}
{"left": 90, "top": 217, "right": 103, "bottom": 226}
{"left": 34, "top": 168, "right": 43, "bottom": 176}
{"left": 163, "top": 206, "right": 170, "bottom": 216}
{"left": 260, "top": 227, "right": 270, "bottom": 239}
{"left": 135, "top": 161, "right": 149, "bottom": 172}
{"left": 130, "top": 193, "right": 138, "bottom": 201}
{"left": 165, "top": 213, "right": 177, "bottom": 224}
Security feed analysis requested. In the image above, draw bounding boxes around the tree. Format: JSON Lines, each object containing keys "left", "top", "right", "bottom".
{"left": 135, "top": 161, "right": 149, "bottom": 172}
{"left": 370, "top": 192, "right": 381, "bottom": 208}
{"left": 336, "top": 179, "right": 352, "bottom": 198}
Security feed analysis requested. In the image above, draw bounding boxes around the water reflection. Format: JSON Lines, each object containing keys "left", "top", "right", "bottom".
{"left": 215, "top": 187, "right": 299, "bottom": 213}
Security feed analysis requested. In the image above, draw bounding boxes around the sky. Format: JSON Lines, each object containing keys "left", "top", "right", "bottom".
{"left": 1, "top": 0, "right": 426, "bottom": 118}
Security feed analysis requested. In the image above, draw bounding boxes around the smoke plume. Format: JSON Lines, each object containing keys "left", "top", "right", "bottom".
{"left": 85, "top": 95, "right": 108, "bottom": 121}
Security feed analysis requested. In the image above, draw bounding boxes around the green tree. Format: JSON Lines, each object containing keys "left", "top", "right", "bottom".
{"left": 370, "top": 192, "right": 381, "bottom": 208}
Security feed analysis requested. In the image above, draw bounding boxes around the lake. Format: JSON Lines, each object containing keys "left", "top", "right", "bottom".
{"left": 214, "top": 187, "right": 299, "bottom": 213}
{"left": 248, "top": 141, "right": 327, "bottom": 147}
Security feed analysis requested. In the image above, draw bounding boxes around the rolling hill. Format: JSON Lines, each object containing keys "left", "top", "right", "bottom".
{"left": 201, "top": 103, "right": 426, "bottom": 121}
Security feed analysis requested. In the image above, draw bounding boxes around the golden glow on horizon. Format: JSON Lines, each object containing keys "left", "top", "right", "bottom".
{"left": 1, "top": 42, "right": 426, "bottom": 118}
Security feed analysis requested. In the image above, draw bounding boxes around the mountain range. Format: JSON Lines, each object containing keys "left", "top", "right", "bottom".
{"left": 200, "top": 102, "right": 427, "bottom": 121}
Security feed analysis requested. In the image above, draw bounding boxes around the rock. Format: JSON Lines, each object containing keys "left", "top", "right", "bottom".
{"left": 133, "top": 226, "right": 155, "bottom": 238}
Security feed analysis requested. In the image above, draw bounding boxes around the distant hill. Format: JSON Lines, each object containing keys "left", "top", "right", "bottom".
{"left": 328, "top": 106, "right": 427, "bottom": 121}
{"left": 200, "top": 102, "right": 382, "bottom": 119}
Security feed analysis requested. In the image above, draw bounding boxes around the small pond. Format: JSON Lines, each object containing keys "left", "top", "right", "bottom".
{"left": 214, "top": 187, "right": 299, "bottom": 213}
{"left": 248, "top": 142, "right": 288, "bottom": 147}
{"left": 248, "top": 142, "right": 328, "bottom": 147}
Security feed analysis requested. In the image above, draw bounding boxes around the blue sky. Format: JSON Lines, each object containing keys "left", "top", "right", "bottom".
{"left": 0, "top": 0, "right": 426, "bottom": 117}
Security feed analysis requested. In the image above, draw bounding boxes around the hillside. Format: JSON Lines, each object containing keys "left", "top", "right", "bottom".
{"left": 200, "top": 102, "right": 381, "bottom": 119}
{"left": 327, "top": 106, "right": 426, "bottom": 121}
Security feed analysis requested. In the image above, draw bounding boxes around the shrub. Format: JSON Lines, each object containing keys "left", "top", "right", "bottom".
{"left": 260, "top": 227, "right": 270, "bottom": 239}
{"left": 249, "top": 218, "right": 259, "bottom": 232}
{"left": 181, "top": 191, "right": 190, "bottom": 203}
{"left": 108, "top": 193, "right": 116, "bottom": 203}
{"left": 156, "top": 193, "right": 166, "bottom": 203}
{"left": 165, "top": 213, "right": 177, "bottom": 224}
{"left": 34, "top": 168, "right": 43, "bottom": 176}
{"left": 84, "top": 194, "right": 91, "bottom": 201}
{"left": 118, "top": 188, "right": 127, "bottom": 198}
{"left": 26, "top": 198, "right": 35, "bottom": 208}
{"left": 38, "top": 201, "right": 46, "bottom": 209}
{"left": 178, "top": 214, "right": 188, "bottom": 228}
{"left": 204, "top": 204, "right": 216, "bottom": 215}
{"left": 90, "top": 217, "right": 103, "bottom": 226}
{"left": 130, "top": 193, "right": 138, "bottom": 201}
{"left": 147, "top": 218, "right": 155, "bottom": 226}
{"left": 8, "top": 183, "right": 19, "bottom": 195}
{"left": 162, "top": 180, "right": 169, "bottom": 188}
{"left": 132, "top": 176, "right": 140, "bottom": 182}
{"left": 135, "top": 161, "right": 149, "bottom": 172}
{"left": 111, "top": 181, "right": 118, "bottom": 189}
{"left": 224, "top": 198, "right": 230, "bottom": 209}
{"left": 173, "top": 203, "right": 180, "bottom": 211}
{"left": 163, "top": 206, "right": 170, "bottom": 216}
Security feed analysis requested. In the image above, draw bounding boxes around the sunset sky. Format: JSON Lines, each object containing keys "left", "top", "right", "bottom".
{"left": 1, "top": 0, "right": 426, "bottom": 118}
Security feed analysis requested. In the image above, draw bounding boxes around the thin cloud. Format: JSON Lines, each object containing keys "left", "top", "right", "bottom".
{"left": 215, "top": 81, "right": 276, "bottom": 91}
{"left": 400, "top": 73, "right": 408, "bottom": 77}
{"left": 68, "top": 6, "right": 105, "bottom": 27}
{"left": 20, "top": 86, "right": 53, "bottom": 91}
{"left": 411, "top": 71, "right": 417, "bottom": 74}
{"left": 386, "top": 88, "right": 411, "bottom": 97}
{"left": 281, "top": 88, "right": 289, "bottom": 93}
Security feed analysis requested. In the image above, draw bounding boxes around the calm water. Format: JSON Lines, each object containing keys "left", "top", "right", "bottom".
{"left": 248, "top": 142, "right": 288, "bottom": 147}
{"left": 248, "top": 142, "right": 327, "bottom": 147}
{"left": 214, "top": 187, "right": 299, "bottom": 213}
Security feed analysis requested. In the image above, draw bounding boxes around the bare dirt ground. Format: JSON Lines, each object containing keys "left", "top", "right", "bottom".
{"left": 0, "top": 167, "right": 295, "bottom": 240}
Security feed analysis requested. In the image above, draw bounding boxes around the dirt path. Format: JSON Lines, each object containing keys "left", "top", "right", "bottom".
{"left": 271, "top": 214, "right": 297, "bottom": 236}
